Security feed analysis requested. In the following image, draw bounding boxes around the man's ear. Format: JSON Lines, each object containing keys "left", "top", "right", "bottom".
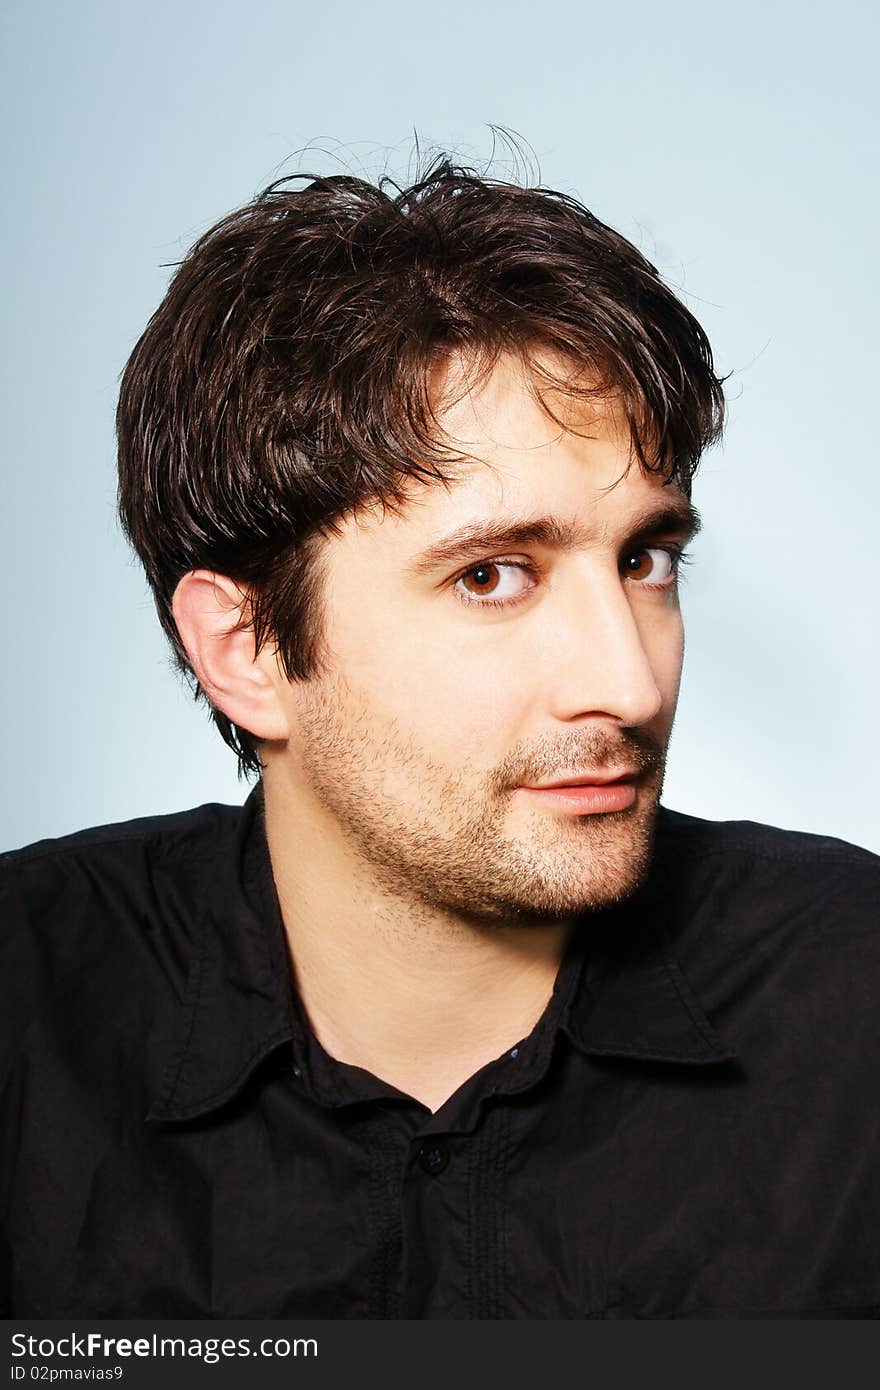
{"left": 171, "top": 571, "right": 290, "bottom": 742}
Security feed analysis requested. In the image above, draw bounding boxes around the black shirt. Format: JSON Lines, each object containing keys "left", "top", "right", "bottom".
{"left": 2, "top": 784, "right": 879, "bottom": 1319}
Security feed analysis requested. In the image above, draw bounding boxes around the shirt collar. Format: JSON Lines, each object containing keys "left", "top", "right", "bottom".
{"left": 147, "top": 782, "right": 296, "bottom": 1123}
{"left": 562, "top": 904, "right": 736, "bottom": 1066}
{"left": 148, "top": 792, "right": 735, "bottom": 1124}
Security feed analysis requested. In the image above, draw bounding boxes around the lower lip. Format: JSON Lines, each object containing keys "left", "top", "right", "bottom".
{"left": 516, "top": 781, "right": 638, "bottom": 814}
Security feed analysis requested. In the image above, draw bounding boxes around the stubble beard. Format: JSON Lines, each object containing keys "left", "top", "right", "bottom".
{"left": 294, "top": 672, "right": 667, "bottom": 929}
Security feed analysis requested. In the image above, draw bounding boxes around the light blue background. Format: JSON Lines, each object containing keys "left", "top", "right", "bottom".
{"left": 3, "top": 0, "right": 877, "bottom": 853}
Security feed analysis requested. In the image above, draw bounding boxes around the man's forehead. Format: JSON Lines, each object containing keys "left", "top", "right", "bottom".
{"left": 430, "top": 347, "right": 632, "bottom": 458}
{"left": 335, "top": 454, "right": 695, "bottom": 571}
{"left": 331, "top": 350, "right": 688, "bottom": 558}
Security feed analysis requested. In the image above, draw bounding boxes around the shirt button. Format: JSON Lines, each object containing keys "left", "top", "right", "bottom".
{"left": 417, "top": 1142, "right": 450, "bottom": 1176}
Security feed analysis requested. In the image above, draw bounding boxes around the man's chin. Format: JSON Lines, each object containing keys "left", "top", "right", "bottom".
{"left": 492, "top": 796, "right": 660, "bottom": 919}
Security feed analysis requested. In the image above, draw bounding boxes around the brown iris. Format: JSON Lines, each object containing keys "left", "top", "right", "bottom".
{"left": 625, "top": 550, "right": 657, "bottom": 580}
{"left": 461, "top": 563, "right": 502, "bottom": 596}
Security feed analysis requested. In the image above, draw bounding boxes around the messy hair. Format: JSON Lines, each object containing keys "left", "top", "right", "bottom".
{"left": 116, "top": 155, "right": 725, "bottom": 780}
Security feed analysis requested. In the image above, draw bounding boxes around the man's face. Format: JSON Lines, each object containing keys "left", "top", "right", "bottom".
{"left": 266, "top": 354, "right": 697, "bottom": 925}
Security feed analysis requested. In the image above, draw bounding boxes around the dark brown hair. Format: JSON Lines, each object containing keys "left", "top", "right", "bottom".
{"left": 116, "top": 156, "right": 725, "bottom": 780}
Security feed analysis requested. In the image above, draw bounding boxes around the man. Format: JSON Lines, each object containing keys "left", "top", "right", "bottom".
{"left": 2, "top": 162, "right": 878, "bottom": 1319}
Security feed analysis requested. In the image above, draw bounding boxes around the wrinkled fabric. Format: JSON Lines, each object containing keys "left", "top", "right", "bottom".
{"left": 1, "top": 784, "right": 878, "bottom": 1318}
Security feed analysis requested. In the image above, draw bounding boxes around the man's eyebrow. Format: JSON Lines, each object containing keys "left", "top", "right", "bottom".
{"left": 405, "top": 500, "right": 702, "bottom": 577}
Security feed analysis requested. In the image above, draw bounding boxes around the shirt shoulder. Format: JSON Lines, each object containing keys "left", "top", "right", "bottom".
{"left": 4, "top": 799, "right": 246, "bottom": 869}
{"left": 0, "top": 800, "right": 248, "bottom": 1069}
{"left": 656, "top": 803, "right": 879, "bottom": 869}
{"left": 1, "top": 799, "right": 246, "bottom": 932}
{"left": 654, "top": 803, "right": 879, "bottom": 938}
{"left": 654, "top": 805, "right": 880, "bottom": 1062}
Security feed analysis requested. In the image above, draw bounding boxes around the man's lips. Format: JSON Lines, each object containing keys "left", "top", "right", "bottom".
{"left": 518, "top": 770, "right": 639, "bottom": 790}
{"left": 514, "top": 772, "right": 640, "bottom": 815}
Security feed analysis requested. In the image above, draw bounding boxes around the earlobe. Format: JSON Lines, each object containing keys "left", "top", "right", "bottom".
{"left": 171, "top": 571, "right": 290, "bottom": 742}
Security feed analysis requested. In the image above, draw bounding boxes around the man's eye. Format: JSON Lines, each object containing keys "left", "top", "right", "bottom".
{"left": 453, "top": 561, "right": 536, "bottom": 607}
{"left": 624, "top": 546, "right": 681, "bottom": 586}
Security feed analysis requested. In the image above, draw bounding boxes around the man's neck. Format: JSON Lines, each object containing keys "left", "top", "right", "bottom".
{"left": 261, "top": 778, "right": 575, "bottom": 1114}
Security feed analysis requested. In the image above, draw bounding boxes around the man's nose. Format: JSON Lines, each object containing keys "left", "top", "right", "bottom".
{"left": 541, "top": 572, "right": 665, "bottom": 728}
